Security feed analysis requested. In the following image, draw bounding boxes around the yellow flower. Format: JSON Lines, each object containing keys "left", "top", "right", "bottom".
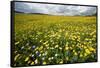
{"left": 28, "top": 60, "right": 31, "bottom": 64}
{"left": 81, "top": 45, "right": 84, "bottom": 48}
{"left": 51, "top": 57, "right": 54, "bottom": 59}
{"left": 43, "top": 61, "right": 47, "bottom": 65}
{"left": 44, "top": 35, "right": 48, "bottom": 38}
{"left": 66, "top": 57, "right": 69, "bottom": 60}
{"left": 48, "top": 57, "right": 51, "bottom": 60}
{"left": 84, "top": 46, "right": 87, "bottom": 49}
{"left": 80, "top": 54, "right": 83, "bottom": 57}
{"left": 89, "top": 47, "right": 95, "bottom": 52}
{"left": 47, "top": 47, "right": 49, "bottom": 49}
{"left": 43, "top": 41, "right": 48, "bottom": 45}
{"left": 55, "top": 54, "right": 58, "bottom": 57}
{"left": 40, "top": 40, "right": 42, "bottom": 42}
{"left": 14, "top": 54, "right": 20, "bottom": 61}
{"left": 25, "top": 57, "right": 29, "bottom": 62}
{"left": 28, "top": 47, "right": 31, "bottom": 50}
{"left": 39, "top": 46, "right": 43, "bottom": 50}
{"left": 55, "top": 45, "right": 58, "bottom": 48}
{"left": 14, "top": 51, "right": 17, "bottom": 53}
{"left": 15, "top": 41, "right": 19, "bottom": 45}
{"left": 35, "top": 38, "right": 38, "bottom": 40}
{"left": 72, "top": 37, "right": 75, "bottom": 40}
{"left": 65, "top": 32, "right": 68, "bottom": 36}
{"left": 59, "top": 29, "right": 62, "bottom": 32}
{"left": 65, "top": 46, "right": 69, "bottom": 50}
{"left": 82, "top": 33, "right": 84, "bottom": 35}
{"left": 73, "top": 50, "right": 75, "bottom": 52}
{"left": 31, "top": 61, "right": 34, "bottom": 65}
{"left": 59, "top": 47, "right": 62, "bottom": 50}
{"left": 69, "top": 47, "right": 72, "bottom": 50}
{"left": 84, "top": 53, "right": 88, "bottom": 56}
{"left": 84, "top": 42, "right": 86, "bottom": 45}
{"left": 39, "top": 54, "right": 41, "bottom": 57}
{"left": 50, "top": 47, "right": 54, "bottom": 50}
{"left": 93, "top": 35, "right": 96, "bottom": 38}
{"left": 35, "top": 59, "right": 38, "bottom": 64}
{"left": 44, "top": 51, "right": 48, "bottom": 55}
{"left": 74, "top": 36, "right": 77, "bottom": 39}
{"left": 89, "top": 41, "right": 92, "bottom": 44}
{"left": 29, "top": 53, "right": 32, "bottom": 56}
{"left": 85, "top": 49, "right": 91, "bottom": 54}
{"left": 74, "top": 52, "right": 78, "bottom": 56}
{"left": 62, "top": 29, "right": 65, "bottom": 31}
{"left": 45, "top": 44, "right": 49, "bottom": 47}
{"left": 59, "top": 60, "right": 63, "bottom": 64}
{"left": 37, "top": 32, "right": 42, "bottom": 35}
{"left": 85, "top": 38, "right": 89, "bottom": 41}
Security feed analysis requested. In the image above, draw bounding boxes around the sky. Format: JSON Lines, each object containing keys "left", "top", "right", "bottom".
{"left": 14, "top": 2, "right": 97, "bottom": 16}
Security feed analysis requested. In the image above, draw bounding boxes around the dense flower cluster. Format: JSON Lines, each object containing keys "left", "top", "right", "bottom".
{"left": 14, "top": 14, "right": 97, "bottom": 66}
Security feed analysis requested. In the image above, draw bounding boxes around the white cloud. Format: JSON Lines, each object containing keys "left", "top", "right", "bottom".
{"left": 15, "top": 2, "right": 96, "bottom": 16}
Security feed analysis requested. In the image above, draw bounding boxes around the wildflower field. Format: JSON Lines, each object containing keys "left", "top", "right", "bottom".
{"left": 14, "top": 13, "right": 97, "bottom": 66}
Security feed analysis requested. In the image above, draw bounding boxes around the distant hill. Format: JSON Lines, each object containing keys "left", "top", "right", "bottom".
{"left": 15, "top": 11, "right": 25, "bottom": 13}
{"left": 92, "top": 13, "right": 97, "bottom": 16}
{"left": 15, "top": 11, "right": 50, "bottom": 15}
{"left": 15, "top": 10, "right": 97, "bottom": 16}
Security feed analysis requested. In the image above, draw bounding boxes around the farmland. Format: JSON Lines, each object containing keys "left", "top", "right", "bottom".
{"left": 14, "top": 13, "right": 97, "bottom": 66}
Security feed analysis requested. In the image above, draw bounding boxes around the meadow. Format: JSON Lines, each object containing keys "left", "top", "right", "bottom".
{"left": 14, "top": 13, "right": 97, "bottom": 66}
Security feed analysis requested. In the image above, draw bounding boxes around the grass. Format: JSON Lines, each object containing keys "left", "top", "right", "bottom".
{"left": 14, "top": 13, "right": 97, "bottom": 66}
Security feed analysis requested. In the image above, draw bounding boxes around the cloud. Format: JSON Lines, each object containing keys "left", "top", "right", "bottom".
{"left": 15, "top": 2, "right": 96, "bottom": 16}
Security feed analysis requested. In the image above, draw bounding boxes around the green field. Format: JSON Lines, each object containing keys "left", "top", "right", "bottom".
{"left": 14, "top": 13, "right": 97, "bottom": 66}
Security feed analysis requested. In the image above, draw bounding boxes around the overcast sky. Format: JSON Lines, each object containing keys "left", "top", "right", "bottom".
{"left": 15, "top": 2, "right": 97, "bottom": 16}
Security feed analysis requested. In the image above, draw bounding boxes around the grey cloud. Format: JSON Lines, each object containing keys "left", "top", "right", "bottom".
{"left": 15, "top": 2, "right": 96, "bottom": 16}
